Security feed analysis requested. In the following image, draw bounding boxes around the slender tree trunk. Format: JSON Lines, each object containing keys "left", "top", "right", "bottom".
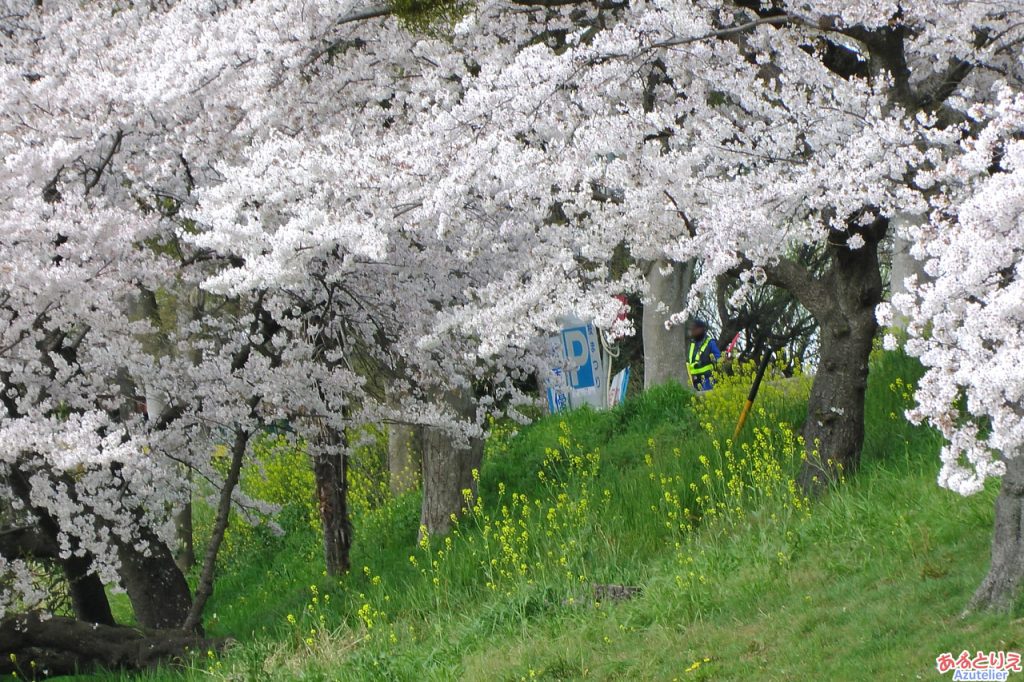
{"left": 314, "top": 426, "right": 353, "bottom": 576}
{"left": 182, "top": 426, "right": 249, "bottom": 633}
{"left": 888, "top": 214, "right": 931, "bottom": 333}
{"left": 173, "top": 500, "right": 195, "bottom": 573}
{"left": 419, "top": 388, "right": 483, "bottom": 538}
{"left": 969, "top": 452, "right": 1024, "bottom": 612}
{"left": 796, "top": 234, "right": 884, "bottom": 492}
{"left": 642, "top": 258, "right": 695, "bottom": 389}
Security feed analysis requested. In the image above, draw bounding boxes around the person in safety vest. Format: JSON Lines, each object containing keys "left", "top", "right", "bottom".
{"left": 687, "top": 319, "right": 721, "bottom": 391}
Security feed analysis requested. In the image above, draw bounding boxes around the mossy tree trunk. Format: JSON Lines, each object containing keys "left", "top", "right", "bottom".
{"left": 419, "top": 387, "right": 483, "bottom": 538}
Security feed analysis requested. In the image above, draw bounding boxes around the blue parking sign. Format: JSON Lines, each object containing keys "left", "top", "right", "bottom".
{"left": 561, "top": 325, "right": 595, "bottom": 389}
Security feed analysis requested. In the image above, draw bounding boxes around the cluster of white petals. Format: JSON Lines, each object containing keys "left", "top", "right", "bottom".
{"left": 890, "top": 86, "right": 1024, "bottom": 495}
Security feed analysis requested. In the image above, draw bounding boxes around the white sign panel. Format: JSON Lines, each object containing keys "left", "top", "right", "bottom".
{"left": 543, "top": 318, "right": 606, "bottom": 413}
{"left": 608, "top": 367, "right": 631, "bottom": 408}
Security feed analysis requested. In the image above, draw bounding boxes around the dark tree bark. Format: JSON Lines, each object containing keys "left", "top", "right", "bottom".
{"left": 798, "top": 240, "right": 882, "bottom": 490}
{"left": 969, "top": 453, "right": 1024, "bottom": 612}
{"left": 314, "top": 426, "right": 353, "bottom": 576}
{"left": 182, "top": 426, "right": 250, "bottom": 633}
{"left": 8, "top": 463, "right": 193, "bottom": 629}
{"left": 765, "top": 218, "right": 886, "bottom": 493}
{"left": 115, "top": 526, "right": 193, "bottom": 630}
{"left": 0, "top": 613, "right": 223, "bottom": 679}
{"left": 0, "top": 525, "right": 59, "bottom": 560}
{"left": 797, "top": 301, "right": 878, "bottom": 490}
{"left": 419, "top": 388, "right": 484, "bottom": 538}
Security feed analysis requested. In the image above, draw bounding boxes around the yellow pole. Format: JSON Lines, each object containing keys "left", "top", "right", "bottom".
{"left": 732, "top": 350, "right": 773, "bottom": 441}
{"left": 732, "top": 400, "right": 754, "bottom": 441}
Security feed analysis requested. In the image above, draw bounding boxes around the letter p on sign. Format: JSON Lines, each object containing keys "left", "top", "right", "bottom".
{"left": 561, "top": 326, "right": 595, "bottom": 389}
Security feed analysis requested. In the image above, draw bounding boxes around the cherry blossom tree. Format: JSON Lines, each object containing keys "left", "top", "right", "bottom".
{"left": 151, "top": 0, "right": 1024, "bottom": 510}
{"left": 886, "top": 85, "right": 1024, "bottom": 611}
{"left": 1, "top": 3, "right": 543, "bottom": 670}
{"left": 0, "top": 0, "right": 395, "bottom": 666}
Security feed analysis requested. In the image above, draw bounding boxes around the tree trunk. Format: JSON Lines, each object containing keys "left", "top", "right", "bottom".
{"left": 888, "top": 214, "right": 930, "bottom": 333}
{"left": 969, "top": 452, "right": 1024, "bottom": 612}
{"left": 797, "top": 312, "right": 876, "bottom": 490}
{"left": 182, "top": 426, "right": 250, "bottom": 633}
{"left": 796, "top": 235, "right": 883, "bottom": 492}
{"left": 173, "top": 500, "right": 195, "bottom": 573}
{"left": 146, "top": 388, "right": 194, "bottom": 573}
{"left": 55, "top": 547, "right": 114, "bottom": 626}
{"left": 388, "top": 421, "right": 421, "bottom": 496}
{"left": 642, "top": 258, "right": 695, "bottom": 389}
{"left": 314, "top": 427, "right": 353, "bottom": 576}
{"left": 0, "top": 613, "right": 223, "bottom": 679}
{"left": 115, "top": 527, "right": 192, "bottom": 630}
{"left": 54, "top": 552, "right": 114, "bottom": 625}
{"left": 419, "top": 388, "right": 483, "bottom": 538}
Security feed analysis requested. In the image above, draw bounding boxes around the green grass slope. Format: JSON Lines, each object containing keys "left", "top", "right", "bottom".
{"left": 87, "top": 354, "right": 1021, "bottom": 681}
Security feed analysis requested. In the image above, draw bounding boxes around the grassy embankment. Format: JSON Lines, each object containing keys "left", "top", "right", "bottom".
{"left": 84, "top": 353, "right": 1020, "bottom": 681}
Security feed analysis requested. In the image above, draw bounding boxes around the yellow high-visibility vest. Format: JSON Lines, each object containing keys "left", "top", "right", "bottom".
{"left": 688, "top": 336, "right": 714, "bottom": 375}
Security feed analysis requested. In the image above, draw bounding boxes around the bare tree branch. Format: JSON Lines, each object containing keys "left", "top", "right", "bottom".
{"left": 651, "top": 15, "right": 789, "bottom": 50}
{"left": 84, "top": 129, "right": 124, "bottom": 196}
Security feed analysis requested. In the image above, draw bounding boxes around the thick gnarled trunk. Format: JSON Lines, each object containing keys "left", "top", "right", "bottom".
{"left": 643, "top": 259, "right": 695, "bottom": 389}
{"left": 765, "top": 221, "right": 886, "bottom": 494}
{"left": 969, "top": 453, "right": 1024, "bottom": 612}
{"left": 10, "top": 464, "right": 192, "bottom": 629}
{"left": 0, "top": 613, "right": 222, "bottom": 679}
{"left": 797, "top": 240, "right": 883, "bottom": 491}
{"left": 7, "top": 469, "right": 115, "bottom": 626}
{"left": 116, "top": 528, "right": 192, "bottom": 630}
{"left": 797, "top": 308, "right": 876, "bottom": 490}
